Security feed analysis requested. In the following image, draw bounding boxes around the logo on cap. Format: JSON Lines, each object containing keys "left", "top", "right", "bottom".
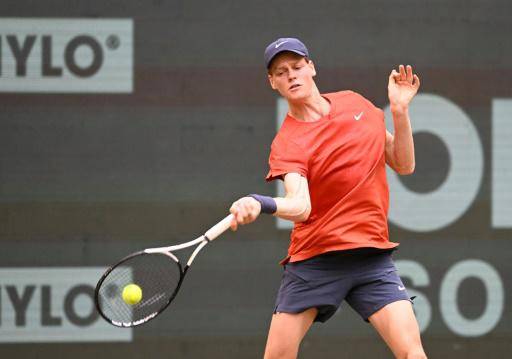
{"left": 275, "top": 40, "right": 289, "bottom": 48}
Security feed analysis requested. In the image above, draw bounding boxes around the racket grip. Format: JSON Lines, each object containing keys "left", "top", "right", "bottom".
{"left": 205, "top": 214, "right": 234, "bottom": 241}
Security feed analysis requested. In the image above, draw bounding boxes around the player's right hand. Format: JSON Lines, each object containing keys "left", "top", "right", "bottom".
{"left": 229, "top": 197, "right": 262, "bottom": 231}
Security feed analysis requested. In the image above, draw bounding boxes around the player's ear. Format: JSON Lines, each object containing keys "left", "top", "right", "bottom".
{"left": 268, "top": 73, "right": 277, "bottom": 90}
{"left": 308, "top": 59, "right": 317, "bottom": 77}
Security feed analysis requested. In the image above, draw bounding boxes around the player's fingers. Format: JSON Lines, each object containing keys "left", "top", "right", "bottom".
{"left": 399, "top": 64, "right": 406, "bottom": 81}
{"left": 240, "top": 202, "right": 249, "bottom": 222}
{"left": 229, "top": 207, "right": 238, "bottom": 227}
{"left": 241, "top": 205, "right": 254, "bottom": 224}
{"left": 389, "top": 69, "right": 399, "bottom": 83}
{"left": 244, "top": 205, "right": 255, "bottom": 221}
{"left": 406, "top": 65, "right": 413, "bottom": 83}
{"left": 229, "top": 205, "right": 239, "bottom": 230}
{"left": 230, "top": 202, "right": 244, "bottom": 223}
{"left": 413, "top": 74, "right": 421, "bottom": 89}
{"left": 243, "top": 204, "right": 257, "bottom": 224}
{"left": 244, "top": 207, "right": 259, "bottom": 224}
{"left": 230, "top": 216, "right": 238, "bottom": 230}
{"left": 394, "top": 70, "right": 401, "bottom": 83}
{"left": 244, "top": 212, "right": 255, "bottom": 224}
{"left": 239, "top": 203, "right": 249, "bottom": 218}
{"left": 236, "top": 210, "right": 245, "bottom": 224}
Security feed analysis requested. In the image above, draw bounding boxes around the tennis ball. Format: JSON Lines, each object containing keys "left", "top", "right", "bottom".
{"left": 122, "top": 284, "right": 142, "bottom": 305}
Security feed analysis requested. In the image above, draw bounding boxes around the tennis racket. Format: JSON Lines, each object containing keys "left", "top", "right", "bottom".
{"left": 94, "top": 214, "right": 234, "bottom": 328}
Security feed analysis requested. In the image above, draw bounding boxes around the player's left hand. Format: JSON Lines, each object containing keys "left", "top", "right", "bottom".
{"left": 388, "top": 64, "right": 420, "bottom": 113}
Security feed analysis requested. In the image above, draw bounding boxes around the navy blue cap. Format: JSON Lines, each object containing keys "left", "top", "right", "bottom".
{"left": 264, "top": 38, "right": 309, "bottom": 68}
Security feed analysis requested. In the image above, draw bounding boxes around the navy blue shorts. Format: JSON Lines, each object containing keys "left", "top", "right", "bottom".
{"left": 274, "top": 248, "right": 411, "bottom": 323}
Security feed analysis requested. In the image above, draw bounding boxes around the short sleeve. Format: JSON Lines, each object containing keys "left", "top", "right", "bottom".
{"left": 266, "top": 135, "right": 309, "bottom": 182}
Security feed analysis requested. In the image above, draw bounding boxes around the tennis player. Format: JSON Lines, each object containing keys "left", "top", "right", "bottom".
{"left": 229, "top": 38, "right": 426, "bottom": 359}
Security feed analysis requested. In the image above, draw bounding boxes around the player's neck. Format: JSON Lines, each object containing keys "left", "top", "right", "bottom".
{"left": 288, "top": 87, "right": 330, "bottom": 122}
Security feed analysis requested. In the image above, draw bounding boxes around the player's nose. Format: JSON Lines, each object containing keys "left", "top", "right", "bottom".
{"left": 288, "top": 70, "right": 297, "bottom": 80}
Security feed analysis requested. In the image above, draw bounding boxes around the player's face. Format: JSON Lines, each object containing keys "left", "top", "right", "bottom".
{"left": 267, "top": 52, "right": 317, "bottom": 102}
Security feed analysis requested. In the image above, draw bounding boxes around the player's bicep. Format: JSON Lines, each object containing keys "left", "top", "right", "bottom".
{"left": 283, "top": 172, "right": 310, "bottom": 199}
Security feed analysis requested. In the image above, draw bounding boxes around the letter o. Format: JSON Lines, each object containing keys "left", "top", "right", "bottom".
{"left": 65, "top": 35, "right": 103, "bottom": 78}
{"left": 64, "top": 285, "right": 99, "bottom": 326}
{"left": 440, "top": 260, "right": 504, "bottom": 337}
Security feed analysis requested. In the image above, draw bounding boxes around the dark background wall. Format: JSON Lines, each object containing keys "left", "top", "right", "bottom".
{"left": 1, "top": 1, "right": 511, "bottom": 357}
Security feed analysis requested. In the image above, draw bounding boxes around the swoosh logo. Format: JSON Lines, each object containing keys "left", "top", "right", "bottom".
{"left": 275, "top": 40, "right": 289, "bottom": 48}
{"left": 398, "top": 285, "right": 406, "bottom": 291}
{"left": 354, "top": 111, "right": 364, "bottom": 121}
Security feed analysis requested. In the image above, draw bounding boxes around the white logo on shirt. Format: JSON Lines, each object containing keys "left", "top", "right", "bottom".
{"left": 398, "top": 285, "right": 406, "bottom": 291}
{"left": 354, "top": 111, "right": 364, "bottom": 121}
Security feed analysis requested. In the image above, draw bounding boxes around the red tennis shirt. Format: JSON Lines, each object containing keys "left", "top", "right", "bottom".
{"left": 266, "top": 90, "right": 398, "bottom": 264}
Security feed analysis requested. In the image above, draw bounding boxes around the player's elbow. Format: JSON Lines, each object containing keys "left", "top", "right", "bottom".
{"left": 396, "top": 162, "right": 415, "bottom": 175}
{"left": 296, "top": 201, "right": 312, "bottom": 222}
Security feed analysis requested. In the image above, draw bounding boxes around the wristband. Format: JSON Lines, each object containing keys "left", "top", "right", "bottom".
{"left": 247, "top": 194, "right": 277, "bottom": 214}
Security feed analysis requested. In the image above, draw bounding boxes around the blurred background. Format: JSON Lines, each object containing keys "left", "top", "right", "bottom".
{"left": 1, "top": 1, "right": 511, "bottom": 357}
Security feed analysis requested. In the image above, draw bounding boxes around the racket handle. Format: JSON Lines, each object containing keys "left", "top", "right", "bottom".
{"left": 205, "top": 214, "right": 234, "bottom": 241}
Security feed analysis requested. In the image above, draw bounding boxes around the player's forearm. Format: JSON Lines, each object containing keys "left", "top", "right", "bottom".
{"left": 390, "top": 107, "right": 415, "bottom": 175}
{"left": 274, "top": 195, "right": 311, "bottom": 222}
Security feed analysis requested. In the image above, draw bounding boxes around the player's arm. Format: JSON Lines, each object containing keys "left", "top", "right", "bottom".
{"left": 273, "top": 172, "right": 311, "bottom": 221}
{"left": 229, "top": 172, "right": 311, "bottom": 231}
{"left": 385, "top": 126, "right": 414, "bottom": 175}
{"left": 385, "top": 64, "right": 421, "bottom": 175}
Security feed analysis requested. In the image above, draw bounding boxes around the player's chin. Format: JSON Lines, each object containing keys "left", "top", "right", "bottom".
{"left": 285, "top": 88, "right": 308, "bottom": 102}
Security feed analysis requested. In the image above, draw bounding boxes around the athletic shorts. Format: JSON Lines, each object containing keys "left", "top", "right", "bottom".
{"left": 274, "top": 248, "right": 411, "bottom": 323}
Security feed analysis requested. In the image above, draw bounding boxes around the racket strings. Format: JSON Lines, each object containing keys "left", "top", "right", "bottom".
{"left": 96, "top": 253, "right": 181, "bottom": 325}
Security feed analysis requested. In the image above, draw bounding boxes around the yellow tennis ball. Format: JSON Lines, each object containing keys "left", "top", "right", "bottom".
{"left": 122, "top": 284, "right": 142, "bottom": 305}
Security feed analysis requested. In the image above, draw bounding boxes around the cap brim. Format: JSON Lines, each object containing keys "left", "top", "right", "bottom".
{"left": 266, "top": 49, "right": 307, "bottom": 68}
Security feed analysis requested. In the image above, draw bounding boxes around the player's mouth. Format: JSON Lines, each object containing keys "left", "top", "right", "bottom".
{"left": 289, "top": 84, "right": 302, "bottom": 91}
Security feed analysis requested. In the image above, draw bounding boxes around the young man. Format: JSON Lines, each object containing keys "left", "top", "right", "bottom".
{"left": 229, "top": 38, "right": 426, "bottom": 359}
